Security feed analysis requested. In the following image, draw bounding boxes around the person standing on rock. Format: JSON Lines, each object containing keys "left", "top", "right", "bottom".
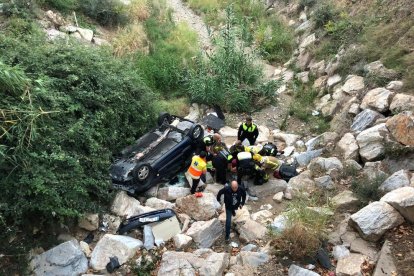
{"left": 238, "top": 116, "right": 259, "bottom": 145}
{"left": 187, "top": 151, "right": 207, "bottom": 196}
{"left": 217, "top": 180, "right": 246, "bottom": 242}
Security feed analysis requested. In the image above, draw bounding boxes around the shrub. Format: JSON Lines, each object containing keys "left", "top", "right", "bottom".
{"left": 299, "top": 0, "right": 316, "bottom": 8}
{"left": 41, "top": 0, "right": 79, "bottom": 13}
{"left": 113, "top": 23, "right": 149, "bottom": 57}
{"left": 351, "top": 175, "right": 386, "bottom": 206}
{"left": 313, "top": 3, "right": 338, "bottom": 29}
{"left": 80, "top": 0, "right": 129, "bottom": 27}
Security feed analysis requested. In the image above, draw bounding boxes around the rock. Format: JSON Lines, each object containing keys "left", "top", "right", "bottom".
{"left": 300, "top": 33, "right": 316, "bottom": 50}
{"left": 350, "top": 237, "right": 379, "bottom": 261}
{"left": 288, "top": 264, "right": 320, "bottom": 276}
{"left": 309, "top": 60, "right": 326, "bottom": 77}
{"left": 173, "top": 234, "right": 193, "bottom": 250}
{"left": 297, "top": 71, "right": 310, "bottom": 83}
{"left": 307, "top": 207, "right": 334, "bottom": 216}
{"left": 314, "top": 175, "right": 334, "bottom": 190}
{"left": 308, "top": 157, "right": 343, "bottom": 177}
{"left": 251, "top": 210, "right": 273, "bottom": 224}
{"left": 306, "top": 132, "right": 339, "bottom": 152}
{"left": 295, "top": 20, "right": 313, "bottom": 33}
{"left": 30, "top": 240, "right": 88, "bottom": 276}
{"left": 145, "top": 197, "right": 174, "bottom": 210}
{"left": 111, "top": 191, "right": 142, "bottom": 218}
{"left": 336, "top": 253, "right": 366, "bottom": 276}
{"left": 241, "top": 244, "right": 258, "bottom": 252}
{"left": 45, "top": 29, "right": 67, "bottom": 40}
{"left": 256, "top": 125, "right": 270, "bottom": 144}
{"left": 316, "top": 94, "right": 332, "bottom": 111}
{"left": 250, "top": 179, "right": 287, "bottom": 197}
{"left": 184, "top": 103, "right": 201, "bottom": 122}
{"left": 289, "top": 171, "right": 316, "bottom": 193}
{"left": 79, "top": 241, "right": 91, "bottom": 258}
{"left": 386, "top": 80, "right": 403, "bottom": 91}
{"left": 157, "top": 250, "right": 229, "bottom": 276}
{"left": 186, "top": 218, "right": 222, "bottom": 248}
{"left": 59, "top": 25, "right": 77, "bottom": 33}
{"left": 90, "top": 234, "right": 143, "bottom": 270}
{"left": 333, "top": 245, "right": 350, "bottom": 260}
{"left": 295, "top": 149, "right": 324, "bottom": 167}
{"left": 236, "top": 219, "right": 267, "bottom": 242}
{"left": 45, "top": 10, "right": 65, "bottom": 26}
{"left": 273, "top": 192, "right": 284, "bottom": 203}
{"left": 349, "top": 201, "right": 404, "bottom": 242}
{"left": 92, "top": 37, "right": 110, "bottom": 46}
{"left": 273, "top": 130, "right": 300, "bottom": 147}
{"left": 332, "top": 191, "right": 360, "bottom": 213}
{"left": 337, "top": 133, "right": 359, "bottom": 161}
{"left": 236, "top": 251, "right": 269, "bottom": 268}
{"left": 158, "top": 186, "right": 191, "bottom": 201}
{"left": 101, "top": 214, "right": 121, "bottom": 234}
{"left": 379, "top": 170, "right": 411, "bottom": 194}
{"left": 313, "top": 76, "right": 328, "bottom": 89}
{"left": 342, "top": 75, "right": 365, "bottom": 95}
{"left": 297, "top": 51, "right": 312, "bottom": 70}
{"left": 76, "top": 27, "right": 93, "bottom": 42}
{"left": 373, "top": 240, "right": 397, "bottom": 276}
{"left": 344, "top": 159, "right": 362, "bottom": 171}
{"left": 176, "top": 193, "right": 220, "bottom": 221}
{"left": 143, "top": 225, "right": 155, "bottom": 250}
{"left": 360, "top": 88, "right": 394, "bottom": 113}
{"left": 226, "top": 264, "right": 254, "bottom": 276}
{"left": 219, "top": 206, "right": 250, "bottom": 225}
{"left": 380, "top": 187, "right": 414, "bottom": 223}
{"left": 351, "top": 109, "right": 384, "bottom": 132}
{"left": 348, "top": 103, "right": 360, "bottom": 115}
{"left": 356, "top": 123, "right": 389, "bottom": 162}
{"left": 219, "top": 126, "right": 238, "bottom": 138}
{"left": 321, "top": 100, "right": 340, "bottom": 118}
{"left": 270, "top": 212, "right": 289, "bottom": 232}
{"left": 364, "top": 61, "right": 399, "bottom": 81}
{"left": 327, "top": 74, "right": 342, "bottom": 88}
{"left": 328, "top": 215, "right": 352, "bottom": 245}
{"left": 389, "top": 93, "right": 414, "bottom": 113}
{"left": 78, "top": 213, "right": 99, "bottom": 231}
{"left": 386, "top": 111, "right": 414, "bottom": 146}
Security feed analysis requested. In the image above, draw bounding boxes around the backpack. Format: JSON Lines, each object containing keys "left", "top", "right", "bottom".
{"left": 275, "top": 163, "right": 298, "bottom": 182}
{"left": 259, "top": 142, "right": 278, "bottom": 157}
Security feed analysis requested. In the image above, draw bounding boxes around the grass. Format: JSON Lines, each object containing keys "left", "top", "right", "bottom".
{"left": 156, "top": 98, "right": 189, "bottom": 117}
{"left": 112, "top": 23, "right": 149, "bottom": 57}
{"left": 351, "top": 175, "right": 386, "bottom": 206}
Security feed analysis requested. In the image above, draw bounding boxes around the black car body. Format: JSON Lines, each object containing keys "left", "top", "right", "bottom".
{"left": 118, "top": 208, "right": 177, "bottom": 234}
{"left": 110, "top": 113, "right": 203, "bottom": 194}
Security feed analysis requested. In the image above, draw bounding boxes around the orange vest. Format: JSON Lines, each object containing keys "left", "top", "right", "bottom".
{"left": 187, "top": 155, "right": 207, "bottom": 179}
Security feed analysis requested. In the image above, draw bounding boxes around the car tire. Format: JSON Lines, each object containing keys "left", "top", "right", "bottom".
{"left": 132, "top": 164, "right": 155, "bottom": 194}
{"left": 188, "top": 124, "right": 204, "bottom": 140}
{"left": 157, "top": 112, "right": 172, "bottom": 127}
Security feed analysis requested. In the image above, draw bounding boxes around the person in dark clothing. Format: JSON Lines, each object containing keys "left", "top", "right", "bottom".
{"left": 212, "top": 148, "right": 233, "bottom": 184}
{"left": 217, "top": 180, "right": 246, "bottom": 242}
{"left": 237, "top": 116, "right": 259, "bottom": 145}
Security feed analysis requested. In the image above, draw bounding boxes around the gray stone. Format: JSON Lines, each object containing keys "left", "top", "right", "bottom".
{"left": 145, "top": 197, "right": 174, "bottom": 209}
{"left": 45, "top": 29, "right": 67, "bottom": 40}
{"left": 297, "top": 51, "right": 312, "bottom": 70}
{"left": 297, "top": 71, "right": 310, "bottom": 83}
{"left": 250, "top": 210, "right": 273, "bottom": 224}
{"left": 288, "top": 264, "right": 320, "bottom": 276}
{"left": 379, "top": 170, "right": 411, "bottom": 194}
{"left": 273, "top": 191, "right": 284, "bottom": 203}
{"left": 186, "top": 218, "right": 222, "bottom": 248}
{"left": 176, "top": 192, "right": 221, "bottom": 221}
{"left": 90, "top": 234, "right": 143, "bottom": 270}
{"left": 173, "top": 234, "right": 193, "bottom": 250}
{"left": 250, "top": 179, "right": 287, "bottom": 197}
{"left": 101, "top": 214, "right": 121, "bottom": 234}
{"left": 313, "top": 76, "right": 328, "bottom": 89}
{"left": 309, "top": 60, "right": 326, "bottom": 77}
{"left": 78, "top": 213, "right": 99, "bottom": 231}
{"left": 76, "top": 27, "right": 93, "bottom": 42}
{"left": 360, "top": 88, "right": 394, "bottom": 113}
{"left": 349, "top": 201, "right": 404, "bottom": 242}
{"left": 314, "top": 175, "right": 335, "bottom": 190}
{"left": 236, "top": 219, "right": 267, "bottom": 242}
{"left": 300, "top": 33, "right": 316, "bottom": 50}
{"left": 342, "top": 75, "right": 365, "bottom": 95}
{"left": 321, "top": 100, "right": 341, "bottom": 118}
{"left": 236, "top": 251, "right": 269, "bottom": 268}
{"left": 390, "top": 93, "right": 414, "bottom": 113}
{"left": 158, "top": 186, "right": 191, "bottom": 201}
{"left": 332, "top": 191, "right": 360, "bottom": 213}
{"left": 219, "top": 126, "right": 238, "bottom": 138}
{"left": 273, "top": 130, "right": 300, "bottom": 147}
{"left": 373, "top": 240, "right": 397, "bottom": 276}
{"left": 327, "top": 74, "right": 342, "bottom": 88}
{"left": 241, "top": 244, "right": 258, "bottom": 252}
{"left": 289, "top": 171, "right": 316, "bottom": 193}
{"left": 380, "top": 186, "right": 414, "bottom": 223}
{"left": 336, "top": 253, "right": 366, "bottom": 276}
{"left": 295, "top": 20, "right": 313, "bottom": 33}
{"left": 111, "top": 191, "right": 142, "bottom": 218}
{"left": 344, "top": 160, "right": 362, "bottom": 172}
{"left": 59, "top": 25, "right": 77, "bottom": 33}
{"left": 295, "top": 149, "right": 323, "bottom": 167}
{"left": 337, "top": 133, "right": 359, "bottom": 161}
{"left": 364, "top": 61, "right": 399, "bottom": 81}
{"left": 332, "top": 245, "right": 350, "bottom": 260}
{"left": 305, "top": 132, "right": 338, "bottom": 152}
{"left": 270, "top": 213, "right": 289, "bottom": 232}
{"left": 356, "top": 123, "right": 389, "bottom": 162}
{"left": 143, "top": 225, "right": 155, "bottom": 250}
{"left": 386, "top": 80, "right": 404, "bottom": 91}
{"left": 30, "top": 240, "right": 88, "bottom": 276}
{"left": 350, "top": 237, "right": 379, "bottom": 261}
{"left": 308, "top": 157, "right": 343, "bottom": 177}
{"left": 351, "top": 109, "right": 384, "bottom": 132}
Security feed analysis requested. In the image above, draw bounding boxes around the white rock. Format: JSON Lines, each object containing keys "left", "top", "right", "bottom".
{"left": 186, "top": 218, "right": 222, "bottom": 248}
{"left": 78, "top": 213, "right": 99, "bottom": 231}
{"left": 314, "top": 175, "right": 334, "bottom": 190}
{"left": 356, "top": 123, "right": 389, "bottom": 162}
{"left": 143, "top": 225, "right": 155, "bottom": 250}
{"left": 273, "top": 192, "right": 284, "bottom": 203}
{"left": 350, "top": 237, "right": 379, "bottom": 261}
{"left": 313, "top": 76, "right": 328, "bottom": 89}
{"left": 308, "top": 157, "right": 343, "bottom": 177}
{"left": 236, "top": 219, "right": 267, "bottom": 242}
{"left": 332, "top": 245, "right": 350, "bottom": 260}
{"left": 90, "top": 234, "right": 143, "bottom": 270}
{"left": 176, "top": 193, "right": 221, "bottom": 221}
{"left": 273, "top": 130, "right": 300, "bottom": 147}
{"left": 76, "top": 27, "right": 94, "bottom": 42}
{"left": 256, "top": 125, "right": 270, "bottom": 144}
{"left": 327, "top": 74, "right": 342, "bottom": 88}
{"left": 297, "top": 71, "right": 310, "bottom": 83}
{"left": 361, "top": 88, "right": 394, "bottom": 113}
{"left": 236, "top": 251, "right": 269, "bottom": 268}
{"left": 270, "top": 213, "right": 289, "bottom": 232}
{"left": 305, "top": 132, "right": 338, "bottom": 151}
{"left": 173, "top": 234, "right": 193, "bottom": 250}
{"left": 145, "top": 197, "right": 174, "bottom": 209}
{"left": 288, "top": 264, "right": 320, "bottom": 276}
{"left": 294, "top": 149, "right": 323, "bottom": 167}
{"left": 316, "top": 94, "right": 332, "bottom": 111}
{"left": 349, "top": 201, "right": 404, "bottom": 241}
{"left": 300, "top": 33, "right": 316, "bottom": 50}
{"left": 219, "top": 126, "right": 238, "bottom": 138}
{"left": 251, "top": 210, "right": 273, "bottom": 224}
{"left": 158, "top": 186, "right": 191, "bottom": 201}
{"left": 373, "top": 240, "right": 397, "bottom": 276}
{"left": 309, "top": 60, "right": 326, "bottom": 77}
{"left": 289, "top": 171, "right": 316, "bottom": 193}
{"left": 299, "top": 11, "right": 307, "bottom": 21}
{"left": 337, "top": 133, "right": 359, "bottom": 161}
{"left": 348, "top": 103, "right": 360, "bottom": 115}
{"left": 332, "top": 190, "right": 360, "bottom": 213}
{"left": 184, "top": 103, "right": 201, "bottom": 122}
{"left": 379, "top": 170, "right": 411, "bottom": 194}
{"left": 336, "top": 253, "right": 366, "bottom": 276}
{"left": 342, "top": 75, "right": 365, "bottom": 95}
{"left": 218, "top": 207, "right": 250, "bottom": 225}
{"left": 351, "top": 109, "right": 384, "bottom": 132}
{"left": 386, "top": 80, "right": 403, "bottom": 91}
{"left": 79, "top": 241, "right": 91, "bottom": 258}
{"left": 45, "top": 28, "right": 67, "bottom": 40}
{"left": 260, "top": 204, "right": 273, "bottom": 210}
{"left": 111, "top": 191, "right": 142, "bottom": 218}
{"left": 390, "top": 93, "right": 414, "bottom": 113}
{"left": 380, "top": 186, "right": 414, "bottom": 223}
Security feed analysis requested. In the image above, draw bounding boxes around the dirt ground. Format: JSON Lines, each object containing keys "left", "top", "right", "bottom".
{"left": 385, "top": 223, "right": 414, "bottom": 276}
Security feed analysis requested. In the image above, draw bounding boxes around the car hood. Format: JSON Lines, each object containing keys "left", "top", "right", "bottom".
{"left": 110, "top": 159, "right": 137, "bottom": 182}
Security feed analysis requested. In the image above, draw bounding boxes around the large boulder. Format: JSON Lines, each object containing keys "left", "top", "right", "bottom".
{"left": 157, "top": 249, "right": 229, "bottom": 276}
{"left": 236, "top": 251, "right": 269, "bottom": 268}
{"left": 314, "top": 175, "right": 334, "bottom": 190}
{"left": 176, "top": 193, "right": 221, "bottom": 221}
{"left": 111, "top": 191, "right": 143, "bottom": 218}
{"left": 305, "top": 132, "right": 339, "bottom": 151}
{"left": 289, "top": 171, "right": 316, "bottom": 193}
{"left": 158, "top": 186, "right": 191, "bottom": 201}
{"left": 356, "top": 123, "right": 389, "bottom": 162}
{"left": 360, "top": 88, "right": 394, "bottom": 113}
{"left": 373, "top": 240, "right": 397, "bottom": 276}
{"left": 78, "top": 213, "right": 99, "bottom": 231}
{"left": 288, "top": 264, "right": 320, "bottom": 276}
{"left": 390, "top": 93, "right": 414, "bottom": 113}
{"left": 256, "top": 125, "right": 270, "bottom": 144}
{"left": 342, "top": 75, "right": 365, "bottom": 95}
{"left": 332, "top": 190, "right": 360, "bottom": 213}
{"left": 308, "top": 157, "right": 343, "bottom": 177}
{"left": 379, "top": 170, "right": 411, "bottom": 194}
{"left": 337, "top": 133, "right": 359, "bottom": 160}
{"left": 299, "top": 33, "right": 316, "bottom": 50}
{"left": 273, "top": 130, "right": 300, "bottom": 147}
{"left": 235, "top": 219, "right": 267, "bottom": 243}
{"left": 30, "top": 240, "right": 88, "bottom": 276}
{"left": 145, "top": 197, "right": 174, "bottom": 210}
{"left": 219, "top": 126, "right": 238, "bottom": 138}
{"left": 310, "top": 60, "right": 326, "bottom": 77}
{"left": 350, "top": 237, "right": 379, "bottom": 261}
{"left": 336, "top": 253, "right": 366, "bottom": 276}
{"left": 76, "top": 27, "right": 94, "bottom": 42}
{"left": 250, "top": 179, "right": 287, "bottom": 197}
{"left": 380, "top": 187, "right": 414, "bottom": 223}
{"left": 251, "top": 210, "right": 273, "bottom": 224}
{"left": 90, "top": 234, "right": 143, "bottom": 270}
{"left": 349, "top": 201, "right": 404, "bottom": 242}
{"left": 294, "top": 149, "right": 323, "bottom": 167}
{"left": 351, "top": 109, "right": 384, "bottom": 132}
{"left": 219, "top": 207, "right": 250, "bottom": 225}
{"left": 386, "top": 111, "right": 414, "bottom": 146}
{"left": 186, "top": 218, "right": 222, "bottom": 248}
{"left": 327, "top": 74, "right": 342, "bottom": 88}
{"left": 386, "top": 80, "right": 404, "bottom": 91}
{"left": 364, "top": 61, "right": 399, "bottom": 81}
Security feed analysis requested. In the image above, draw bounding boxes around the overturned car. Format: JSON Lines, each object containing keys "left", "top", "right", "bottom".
{"left": 110, "top": 113, "right": 204, "bottom": 194}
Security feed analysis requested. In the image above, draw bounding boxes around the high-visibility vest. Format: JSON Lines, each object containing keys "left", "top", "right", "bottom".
{"left": 242, "top": 123, "right": 257, "bottom": 133}
{"left": 187, "top": 155, "right": 207, "bottom": 179}
{"left": 219, "top": 149, "right": 233, "bottom": 161}
{"left": 245, "top": 144, "right": 263, "bottom": 154}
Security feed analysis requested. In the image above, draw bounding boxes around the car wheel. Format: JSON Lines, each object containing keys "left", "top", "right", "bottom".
{"left": 157, "top": 112, "right": 172, "bottom": 127}
{"left": 188, "top": 124, "right": 203, "bottom": 140}
{"left": 135, "top": 164, "right": 151, "bottom": 181}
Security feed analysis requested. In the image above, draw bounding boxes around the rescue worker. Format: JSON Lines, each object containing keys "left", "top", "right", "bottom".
{"left": 235, "top": 150, "right": 258, "bottom": 197}
{"left": 187, "top": 151, "right": 207, "bottom": 196}
{"left": 244, "top": 144, "right": 263, "bottom": 155}
{"left": 212, "top": 148, "right": 233, "bottom": 184}
{"left": 217, "top": 180, "right": 246, "bottom": 242}
{"left": 253, "top": 153, "right": 280, "bottom": 170}
{"left": 237, "top": 116, "right": 259, "bottom": 145}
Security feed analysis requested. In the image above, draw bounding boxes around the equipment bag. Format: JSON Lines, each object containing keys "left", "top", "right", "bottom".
{"left": 275, "top": 163, "right": 298, "bottom": 182}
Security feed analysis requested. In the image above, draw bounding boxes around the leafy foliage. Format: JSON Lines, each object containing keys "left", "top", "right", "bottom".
{"left": 351, "top": 175, "right": 386, "bottom": 206}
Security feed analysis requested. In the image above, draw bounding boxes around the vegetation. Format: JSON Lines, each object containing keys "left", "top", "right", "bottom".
{"left": 351, "top": 175, "right": 386, "bottom": 206}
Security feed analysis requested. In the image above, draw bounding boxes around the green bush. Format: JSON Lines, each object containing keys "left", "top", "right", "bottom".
{"left": 41, "top": 0, "right": 79, "bottom": 13}
{"left": 80, "top": 0, "right": 129, "bottom": 27}
{"left": 299, "top": 0, "right": 316, "bottom": 8}
{"left": 351, "top": 175, "right": 386, "bottom": 206}
{"left": 314, "top": 3, "right": 338, "bottom": 28}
